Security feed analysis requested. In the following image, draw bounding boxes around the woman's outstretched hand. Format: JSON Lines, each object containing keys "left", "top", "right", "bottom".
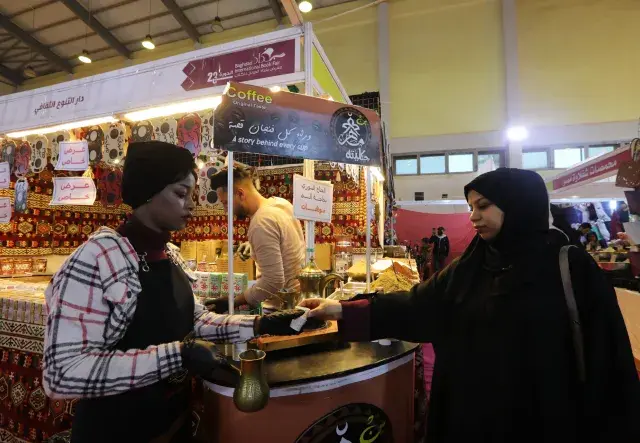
{"left": 298, "top": 298, "right": 343, "bottom": 321}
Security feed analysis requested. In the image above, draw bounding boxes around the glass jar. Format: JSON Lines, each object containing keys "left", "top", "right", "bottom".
{"left": 333, "top": 237, "right": 353, "bottom": 277}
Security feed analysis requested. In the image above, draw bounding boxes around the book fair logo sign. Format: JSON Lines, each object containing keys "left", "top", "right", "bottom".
{"left": 294, "top": 403, "right": 392, "bottom": 443}
{"left": 330, "top": 107, "right": 372, "bottom": 163}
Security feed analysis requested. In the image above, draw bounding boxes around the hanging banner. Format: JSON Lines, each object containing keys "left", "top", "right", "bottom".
{"left": 293, "top": 175, "right": 333, "bottom": 223}
{"left": 182, "top": 39, "right": 297, "bottom": 91}
{"left": 56, "top": 140, "right": 89, "bottom": 171}
{"left": 50, "top": 177, "right": 97, "bottom": 206}
{"left": 214, "top": 82, "right": 382, "bottom": 166}
{"left": 551, "top": 147, "right": 631, "bottom": 191}
{"left": 0, "top": 162, "right": 9, "bottom": 189}
{"left": 0, "top": 197, "right": 11, "bottom": 223}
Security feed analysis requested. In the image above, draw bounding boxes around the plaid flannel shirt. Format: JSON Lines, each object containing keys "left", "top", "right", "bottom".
{"left": 43, "top": 227, "right": 257, "bottom": 399}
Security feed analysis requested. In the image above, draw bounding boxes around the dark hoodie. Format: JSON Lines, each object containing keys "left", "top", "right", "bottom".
{"left": 339, "top": 168, "right": 639, "bottom": 443}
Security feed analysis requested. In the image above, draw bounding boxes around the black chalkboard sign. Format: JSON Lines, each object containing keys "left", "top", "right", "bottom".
{"left": 214, "top": 82, "right": 382, "bottom": 166}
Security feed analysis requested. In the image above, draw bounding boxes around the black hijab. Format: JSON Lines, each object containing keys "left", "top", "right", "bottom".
{"left": 446, "top": 168, "right": 566, "bottom": 301}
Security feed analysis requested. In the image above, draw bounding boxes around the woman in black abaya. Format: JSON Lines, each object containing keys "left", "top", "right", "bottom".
{"left": 302, "top": 168, "right": 639, "bottom": 443}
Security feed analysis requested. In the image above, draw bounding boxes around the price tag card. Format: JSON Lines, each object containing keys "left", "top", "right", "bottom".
{"left": 0, "top": 197, "right": 11, "bottom": 223}
{"left": 50, "top": 177, "right": 96, "bottom": 206}
{"left": 293, "top": 174, "right": 333, "bottom": 223}
{"left": 56, "top": 140, "right": 89, "bottom": 171}
{"left": 0, "top": 162, "right": 9, "bottom": 189}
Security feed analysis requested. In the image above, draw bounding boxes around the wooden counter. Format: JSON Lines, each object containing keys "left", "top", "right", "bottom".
{"left": 201, "top": 341, "right": 419, "bottom": 442}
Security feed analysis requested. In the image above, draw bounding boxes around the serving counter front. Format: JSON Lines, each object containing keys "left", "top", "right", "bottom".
{"left": 201, "top": 341, "right": 418, "bottom": 443}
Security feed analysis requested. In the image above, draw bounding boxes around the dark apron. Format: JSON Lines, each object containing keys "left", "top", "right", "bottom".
{"left": 71, "top": 259, "right": 194, "bottom": 443}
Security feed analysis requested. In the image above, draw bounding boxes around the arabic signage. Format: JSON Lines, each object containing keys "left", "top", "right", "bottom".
{"left": 552, "top": 148, "right": 631, "bottom": 191}
{"left": 182, "top": 39, "right": 297, "bottom": 91}
{"left": 0, "top": 28, "right": 301, "bottom": 134}
{"left": 0, "top": 197, "right": 11, "bottom": 223}
{"left": 56, "top": 141, "right": 88, "bottom": 171}
{"left": 33, "top": 94, "right": 85, "bottom": 117}
{"left": 0, "top": 162, "right": 9, "bottom": 189}
{"left": 294, "top": 403, "right": 392, "bottom": 443}
{"left": 293, "top": 175, "right": 333, "bottom": 223}
{"left": 214, "top": 82, "right": 382, "bottom": 166}
{"left": 50, "top": 177, "right": 96, "bottom": 206}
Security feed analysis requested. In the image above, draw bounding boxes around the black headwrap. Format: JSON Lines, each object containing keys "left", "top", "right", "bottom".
{"left": 445, "top": 168, "right": 564, "bottom": 301}
{"left": 122, "top": 141, "right": 196, "bottom": 209}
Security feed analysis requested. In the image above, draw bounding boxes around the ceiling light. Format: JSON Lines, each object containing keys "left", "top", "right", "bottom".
{"left": 23, "top": 66, "right": 37, "bottom": 79}
{"left": 212, "top": 16, "right": 224, "bottom": 32}
{"left": 6, "top": 116, "right": 117, "bottom": 138}
{"left": 505, "top": 125, "right": 528, "bottom": 142}
{"left": 270, "top": 85, "right": 282, "bottom": 92}
{"left": 78, "top": 50, "right": 92, "bottom": 64}
{"left": 141, "top": 35, "right": 155, "bottom": 50}
{"left": 298, "top": 1, "right": 313, "bottom": 13}
{"left": 124, "top": 96, "right": 222, "bottom": 121}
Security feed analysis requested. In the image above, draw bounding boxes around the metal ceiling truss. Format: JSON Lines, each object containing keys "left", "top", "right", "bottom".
{"left": 269, "top": 0, "right": 284, "bottom": 24}
{"left": 59, "top": 0, "right": 132, "bottom": 59}
{"left": 0, "top": 12, "right": 72, "bottom": 73}
{"left": 160, "top": 0, "right": 200, "bottom": 43}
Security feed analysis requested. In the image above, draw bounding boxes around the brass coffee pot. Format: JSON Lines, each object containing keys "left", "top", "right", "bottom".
{"left": 230, "top": 349, "right": 269, "bottom": 413}
{"left": 298, "top": 257, "right": 346, "bottom": 300}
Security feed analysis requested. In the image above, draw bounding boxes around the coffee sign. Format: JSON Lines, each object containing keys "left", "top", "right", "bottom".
{"left": 214, "top": 82, "right": 382, "bottom": 166}
{"left": 294, "top": 403, "right": 392, "bottom": 443}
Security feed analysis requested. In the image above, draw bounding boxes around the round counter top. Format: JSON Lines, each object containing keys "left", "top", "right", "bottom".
{"left": 206, "top": 340, "right": 419, "bottom": 390}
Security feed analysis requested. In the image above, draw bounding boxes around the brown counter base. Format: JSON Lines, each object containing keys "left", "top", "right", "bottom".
{"left": 200, "top": 354, "right": 415, "bottom": 442}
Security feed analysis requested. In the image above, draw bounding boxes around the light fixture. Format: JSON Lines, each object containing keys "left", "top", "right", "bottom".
{"left": 212, "top": 16, "right": 224, "bottom": 32}
{"left": 609, "top": 200, "right": 618, "bottom": 211}
{"left": 78, "top": 50, "right": 92, "bottom": 64}
{"left": 23, "top": 66, "right": 37, "bottom": 78}
{"left": 6, "top": 116, "right": 117, "bottom": 138}
{"left": 124, "top": 96, "right": 222, "bottom": 121}
{"left": 298, "top": 1, "right": 313, "bottom": 13}
{"left": 327, "top": 95, "right": 334, "bottom": 101}
{"left": 270, "top": 85, "right": 282, "bottom": 92}
{"left": 370, "top": 166, "right": 385, "bottom": 182}
{"left": 141, "top": 35, "right": 155, "bottom": 50}
{"left": 506, "top": 125, "right": 528, "bottom": 142}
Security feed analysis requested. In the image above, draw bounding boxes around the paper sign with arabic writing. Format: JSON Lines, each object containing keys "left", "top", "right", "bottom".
{"left": 56, "top": 140, "right": 89, "bottom": 171}
{"left": 293, "top": 174, "right": 333, "bottom": 223}
{"left": 0, "top": 197, "right": 11, "bottom": 223}
{"left": 214, "top": 82, "right": 382, "bottom": 166}
{"left": 0, "top": 162, "right": 9, "bottom": 189}
{"left": 50, "top": 177, "right": 96, "bottom": 206}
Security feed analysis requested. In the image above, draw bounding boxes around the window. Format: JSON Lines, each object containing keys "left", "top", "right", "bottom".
{"left": 394, "top": 157, "right": 417, "bottom": 175}
{"left": 420, "top": 154, "right": 446, "bottom": 174}
{"left": 587, "top": 145, "right": 614, "bottom": 158}
{"left": 523, "top": 150, "right": 549, "bottom": 170}
{"left": 478, "top": 152, "right": 504, "bottom": 172}
{"left": 553, "top": 147, "right": 584, "bottom": 169}
{"left": 448, "top": 153, "right": 474, "bottom": 173}
{"left": 414, "top": 192, "right": 424, "bottom": 201}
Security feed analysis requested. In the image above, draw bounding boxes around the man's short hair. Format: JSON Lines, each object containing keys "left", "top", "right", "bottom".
{"left": 579, "top": 222, "right": 592, "bottom": 230}
{"left": 209, "top": 164, "right": 255, "bottom": 191}
{"left": 438, "top": 226, "right": 445, "bottom": 231}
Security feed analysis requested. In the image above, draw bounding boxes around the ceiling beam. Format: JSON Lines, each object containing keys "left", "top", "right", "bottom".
{"left": 269, "top": 0, "right": 284, "bottom": 24}
{"left": 0, "top": 12, "right": 72, "bottom": 73}
{"left": 160, "top": 0, "right": 200, "bottom": 43}
{"left": 34, "top": 0, "right": 138, "bottom": 35}
{"left": 280, "top": 0, "right": 303, "bottom": 26}
{"left": 0, "top": 64, "right": 23, "bottom": 85}
{"left": 59, "top": 0, "right": 131, "bottom": 59}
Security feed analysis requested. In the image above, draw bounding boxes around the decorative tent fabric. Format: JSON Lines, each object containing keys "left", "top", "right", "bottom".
{"left": 0, "top": 160, "right": 378, "bottom": 257}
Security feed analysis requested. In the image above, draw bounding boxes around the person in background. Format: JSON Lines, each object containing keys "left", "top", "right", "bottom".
{"left": 585, "top": 231, "right": 603, "bottom": 252}
{"left": 301, "top": 168, "right": 639, "bottom": 443}
{"left": 432, "top": 226, "right": 449, "bottom": 272}
{"left": 208, "top": 164, "right": 306, "bottom": 312}
{"left": 429, "top": 227, "right": 438, "bottom": 246}
{"left": 610, "top": 202, "right": 630, "bottom": 239}
{"left": 550, "top": 203, "right": 582, "bottom": 247}
{"left": 580, "top": 222, "right": 607, "bottom": 249}
{"left": 420, "top": 237, "right": 433, "bottom": 281}
{"left": 43, "top": 142, "right": 304, "bottom": 443}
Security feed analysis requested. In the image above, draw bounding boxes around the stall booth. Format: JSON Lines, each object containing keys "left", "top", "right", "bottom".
{"left": 0, "top": 23, "right": 419, "bottom": 443}
{"left": 545, "top": 145, "right": 640, "bottom": 377}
